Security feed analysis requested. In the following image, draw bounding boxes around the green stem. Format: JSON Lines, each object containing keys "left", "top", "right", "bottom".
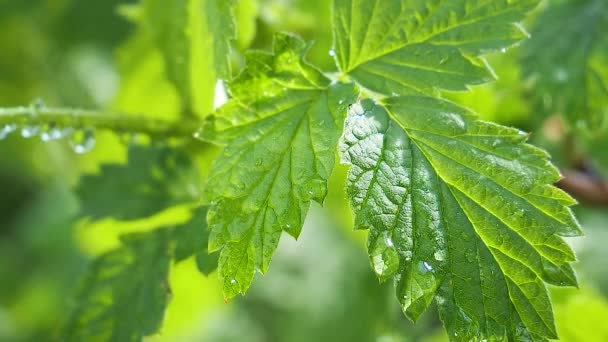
{"left": 0, "top": 106, "right": 199, "bottom": 138}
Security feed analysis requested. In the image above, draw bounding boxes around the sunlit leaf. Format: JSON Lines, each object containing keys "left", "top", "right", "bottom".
{"left": 198, "top": 33, "right": 357, "bottom": 298}
{"left": 332, "top": 0, "right": 539, "bottom": 96}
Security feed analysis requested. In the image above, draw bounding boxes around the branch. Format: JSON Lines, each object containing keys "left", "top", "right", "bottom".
{"left": 558, "top": 170, "right": 608, "bottom": 206}
{"left": 0, "top": 106, "right": 199, "bottom": 138}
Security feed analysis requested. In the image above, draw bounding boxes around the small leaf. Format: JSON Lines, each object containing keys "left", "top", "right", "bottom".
{"left": 199, "top": 33, "right": 358, "bottom": 299}
{"left": 76, "top": 146, "right": 199, "bottom": 221}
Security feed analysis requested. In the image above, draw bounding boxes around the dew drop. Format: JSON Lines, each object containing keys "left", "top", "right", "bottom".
{"left": 70, "top": 128, "right": 96, "bottom": 154}
{"left": 230, "top": 279, "right": 236, "bottom": 284}
{"left": 0, "top": 124, "right": 18, "bottom": 140}
{"left": 21, "top": 125, "right": 40, "bottom": 138}
{"left": 285, "top": 223, "right": 291, "bottom": 229}
{"left": 329, "top": 49, "right": 336, "bottom": 57}
{"left": 501, "top": 47, "right": 507, "bottom": 53}
{"left": 338, "top": 99, "right": 344, "bottom": 105}
{"left": 439, "top": 56, "right": 449, "bottom": 65}
{"left": 422, "top": 261, "right": 433, "bottom": 272}
{"left": 40, "top": 124, "right": 71, "bottom": 142}
{"left": 255, "top": 158, "right": 263, "bottom": 166}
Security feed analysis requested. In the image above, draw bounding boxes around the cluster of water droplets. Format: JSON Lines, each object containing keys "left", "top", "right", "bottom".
{"left": 0, "top": 99, "right": 96, "bottom": 154}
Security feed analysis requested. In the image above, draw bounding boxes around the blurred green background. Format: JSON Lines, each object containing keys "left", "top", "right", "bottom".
{"left": 0, "top": 0, "right": 607, "bottom": 341}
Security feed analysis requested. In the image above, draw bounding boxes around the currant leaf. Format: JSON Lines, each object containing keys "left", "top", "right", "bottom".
{"left": 340, "top": 97, "right": 581, "bottom": 340}
{"left": 198, "top": 33, "right": 357, "bottom": 299}
{"left": 332, "top": 0, "right": 539, "bottom": 95}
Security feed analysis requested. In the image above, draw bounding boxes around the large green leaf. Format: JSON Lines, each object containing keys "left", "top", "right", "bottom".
{"left": 64, "top": 207, "right": 217, "bottom": 341}
{"left": 143, "top": 0, "right": 236, "bottom": 115}
{"left": 340, "top": 97, "right": 581, "bottom": 340}
{"left": 522, "top": 0, "right": 608, "bottom": 131}
{"left": 198, "top": 33, "right": 357, "bottom": 299}
{"left": 332, "top": 0, "right": 539, "bottom": 96}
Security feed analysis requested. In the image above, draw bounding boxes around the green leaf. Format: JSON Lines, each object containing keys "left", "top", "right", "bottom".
{"left": 64, "top": 229, "right": 172, "bottom": 342}
{"left": 339, "top": 97, "right": 581, "bottom": 340}
{"left": 76, "top": 146, "right": 199, "bottom": 221}
{"left": 332, "top": 0, "right": 539, "bottom": 96}
{"left": 143, "top": 0, "right": 236, "bottom": 115}
{"left": 199, "top": 33, "right": 358, "bottom": 299}
{"left": 64, "top": 207, "right": 217, "bottom": 341}
{"left": 522, "top": 0, "right": 608, "bottom": 131}
{"left": 173, "top": 207, "right": 219, "bottom": 274}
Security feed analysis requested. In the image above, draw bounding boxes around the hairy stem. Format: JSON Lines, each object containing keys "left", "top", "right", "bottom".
{"left": 0, "top": 106, "right": 199, "bottom": 138}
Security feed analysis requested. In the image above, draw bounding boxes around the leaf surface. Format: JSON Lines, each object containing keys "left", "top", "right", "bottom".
{"left": 339, "top": 97, "right": 581, "bottom": 340}
{"left": 199, "top": 33, "right": 357, "bottom": 298}
{"left": 332, "top": 0, "right": 539, "bottom": 95}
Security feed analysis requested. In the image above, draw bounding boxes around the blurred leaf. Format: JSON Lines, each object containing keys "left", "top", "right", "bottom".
{"left": 332, "top": 0, "right": 538, "bottom": 96}
{"left": 552, "top": 286, "right": 608, "bottom": 342}
{"left": 173, "top": 207, "right": 219, "bottom": 274}
{"left": 235, "top": 0, "right": 258, "bottom": 49}
{"left": 143, "top": 0, "right": 236, "bottom": 116}
{"left": 64, "top": 207, "right": 217, "bottom": 341}
{"left": 339, "top": 97, "right": 581, "bottom": 340}
{"left": 64, "top": 229, "right": 172, "bottom": 342}
{"left": 113, "top": 31, "right": 182, "bottom": 117}
{"left": 76, "top": 146, "right": 200, "bottom": 221}
{"left": 198, "top": 33, "right": 357, "bottom": 299}
{"left": 522, "top": 0, "right": 608, "bottom": 131}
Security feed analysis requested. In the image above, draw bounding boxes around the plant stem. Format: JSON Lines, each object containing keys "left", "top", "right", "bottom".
{"left": 0, "top": 106, "right": 199, "bottom": 138}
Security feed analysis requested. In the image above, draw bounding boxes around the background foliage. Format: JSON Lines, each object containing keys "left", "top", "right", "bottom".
{"left": 0, "top": 0, "right": 607, "bottom": 341}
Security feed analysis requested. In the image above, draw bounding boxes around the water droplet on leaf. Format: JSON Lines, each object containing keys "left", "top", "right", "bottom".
{"left": 21, "top": 125, "right": 40, "bottom": 138}
{"left": 0, "top": 124, "right": 18, "bottom": 140}
{"left": 329, "top": 49, "right": 336, "bottom": 57}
